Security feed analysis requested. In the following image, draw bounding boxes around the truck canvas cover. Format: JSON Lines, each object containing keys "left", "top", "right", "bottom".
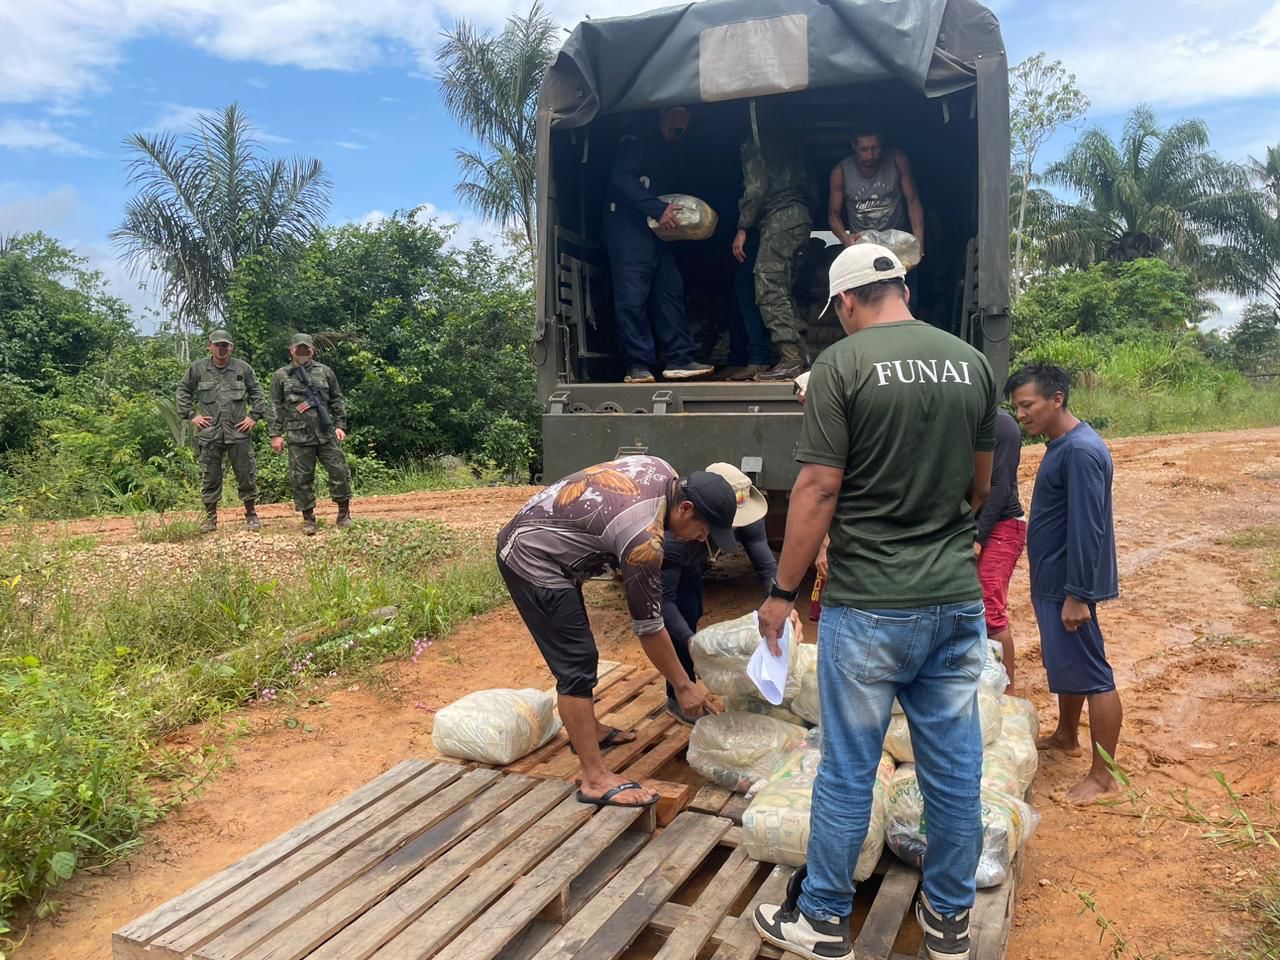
{"left": 539, "top": 0, "right": 1005, "bottom": 128}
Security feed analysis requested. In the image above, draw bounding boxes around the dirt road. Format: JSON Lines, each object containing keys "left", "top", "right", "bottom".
{"left": 10, "top": 428, "right": 1280, "bottom": 959}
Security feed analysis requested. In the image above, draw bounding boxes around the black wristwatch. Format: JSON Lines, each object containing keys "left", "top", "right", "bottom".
{"left": 769, "top": 579, "right": 800, "bottom": 602}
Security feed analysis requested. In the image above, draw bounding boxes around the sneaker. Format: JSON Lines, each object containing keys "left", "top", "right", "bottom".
{"left": 754, "top": 359, "right": 807, "bottom": 381}
{"left": 727, "top": 363, "right": 771, "bottom": 381}
{"left": 662, "top": 361, "right": 714, "bottom": 380}
{"left": 624, "top": 367, "right": 656, "bottom": 384}
{"left": 916, "top": 891, "right": 971, "bottom": 960}
{"left": 753, "top": 866, "right": 852, "bottom": 960}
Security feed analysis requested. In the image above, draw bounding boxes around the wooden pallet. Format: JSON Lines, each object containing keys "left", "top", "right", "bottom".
{"left": 686, "top": 783, "right": 1023, "bottom": 960}
{"left": 499, "top": 660, "right": 696, "bottom": 825}
{"left": 114, "top": 759, "right": 1021, "bottom": 960}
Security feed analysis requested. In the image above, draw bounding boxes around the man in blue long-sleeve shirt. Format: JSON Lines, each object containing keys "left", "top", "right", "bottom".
{"left": 1007, "top": 363, "right": 1122, "bottom": 805}
{"left": 605, "top": 107, "right": 713, "bottom": 384}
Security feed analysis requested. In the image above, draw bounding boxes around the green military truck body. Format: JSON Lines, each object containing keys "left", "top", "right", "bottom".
{"left": 534, "top": 0, "right": 1010, "bottom": 492}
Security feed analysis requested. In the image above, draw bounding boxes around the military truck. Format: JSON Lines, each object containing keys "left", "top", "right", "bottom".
{"left": 533, "top": 0, "right": 1010, "bottom": 501}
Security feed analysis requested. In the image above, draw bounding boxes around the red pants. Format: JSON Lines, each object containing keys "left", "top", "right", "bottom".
{"left": 978, "top": 518, "right": 1026, "bottom": 632}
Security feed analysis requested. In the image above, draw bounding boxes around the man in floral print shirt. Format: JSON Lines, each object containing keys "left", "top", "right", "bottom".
{"left": 497, "top": 455, "right": 741, "bottom": 808}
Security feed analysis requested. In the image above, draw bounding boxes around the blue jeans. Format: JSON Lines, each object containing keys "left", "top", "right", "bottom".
{"left": 799, "top": 600, "right": 986, "bottom": 921}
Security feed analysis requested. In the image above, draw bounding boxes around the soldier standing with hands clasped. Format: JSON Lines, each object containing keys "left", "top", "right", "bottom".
{"left": 177, "top": 329, "right": 267, "bottom": 534}
{"left": 269, "top": 333, "right": 354, "bottom": 536}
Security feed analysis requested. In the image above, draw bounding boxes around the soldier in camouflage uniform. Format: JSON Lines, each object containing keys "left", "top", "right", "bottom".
{"left": 732, "top": 100, "right": 812, "bottom": 382}
{"left": 176, "top": 329, "right": 268, "bottom": 533}
{"left": 269, "top": 333, "right": 353, "bottom": 535}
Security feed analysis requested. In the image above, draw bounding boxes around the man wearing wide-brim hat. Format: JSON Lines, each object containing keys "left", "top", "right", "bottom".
{"left": 660, "top": 462, "right": 783, "bottom": 723}
{"left": 176, "top": 329, "right": 268, "bottom": 533}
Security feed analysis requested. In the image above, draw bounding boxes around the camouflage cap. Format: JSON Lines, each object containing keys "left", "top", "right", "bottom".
{"left": 290, "top": 333, "right": 315, "bottom": 348}
{"left": 208, "top": 329, "right": 233, "bottom": 344}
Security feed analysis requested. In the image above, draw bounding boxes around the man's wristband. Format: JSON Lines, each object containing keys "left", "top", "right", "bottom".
{"left": 769, "top": 579, "right": 800, "bottom": 603}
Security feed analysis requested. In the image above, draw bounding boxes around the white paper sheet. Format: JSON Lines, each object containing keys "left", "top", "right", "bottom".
{"left": 747, "top": 611, "right": 791, "bottom": 705}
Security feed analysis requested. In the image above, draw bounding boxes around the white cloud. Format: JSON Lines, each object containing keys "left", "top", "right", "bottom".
{"left": 1044, "top": 1, "right": 1280, "bottom": 113}
{"left": 0, "top": 0, "right": 662, "bottom": 107}
{"left": 0, "top": 117, "right": 95, "bottom": 155}
{"left": 0, "top": 185, "right": 82, "bottom": 233}
{"left": 245, "top": 77, "right": 268, "bottom": 89}
{"left": 144, "top": 102, "right": 290, "bottom": 143}
{"left": 333, "top": 140, "right": 367, "bottom": 150}
{"left": 353, "top": 201, "right": 507, "bottom": 250}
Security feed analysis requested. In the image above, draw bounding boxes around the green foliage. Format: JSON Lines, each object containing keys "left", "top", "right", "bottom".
{"left": 481, "top": 416, "right": 534, "bottom": 482}
{"left": 1227, "top": 303, "right": 1280, "bottom": 374}
{"left": 0, "top": 525, "right": 506, "bottom": 927}
{"left": 133, "top": 514, "right": 204, "bottom": 543}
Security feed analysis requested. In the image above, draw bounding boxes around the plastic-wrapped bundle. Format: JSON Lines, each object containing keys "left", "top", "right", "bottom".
{"left": 790, "top": 644, "right": 820, "bottom": 724}
{"left": 431, "top": 688, "right": 562, "bottom": 764}
{"left": 687, "top": 713, "right": 809, "bottom": 793}
{"left": 743, "top": 746, "right": 894, "bottom": 880}
{"left": 647, "top": 194, "right": 719, "bottom": 241}
{"left": 982, "top": 735, "right": 1038, "bottom": 799}
{"left": 885, "top": 768, "right": 1039, "bottom": 888}
{"left": 691, "top": 613, "right": 785, "bottom": 701}
{"left": 883, "top": 690, "right": 1002, "bottom": 763}
{"left": 723, "top": 692, "right": 810, "bottom": 728}
{"left": 978, "top": 644, "right": 1010, "bottom": 698}
{"left": 1000, "top": 695, "right": 1041, "bottom": 742}
{"left": 854, "top": 229, "right": 922, "bottom": 271}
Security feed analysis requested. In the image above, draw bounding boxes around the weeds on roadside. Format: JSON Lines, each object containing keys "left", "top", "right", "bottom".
{"left": 1231, "top": 874, "right": 1280, "bottom": 960}
{"left": 0, "top": 523, "right": 505, "bottom": 930}
{"left": 1068, "top": 887, "right": 1167, "bottom": 959}
{"left": 133, "top": 513, "right": 204, "bottom": 543}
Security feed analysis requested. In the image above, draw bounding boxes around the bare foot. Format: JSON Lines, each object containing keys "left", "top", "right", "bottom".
{"left": 1066, "top": 775, "right": 1119, "bottom": 805}
{"left": 1036, "top": 733, "right": 1083, "bottom": 758}
{"left": 577, "top": 774, "right": 656, "bottom": 806}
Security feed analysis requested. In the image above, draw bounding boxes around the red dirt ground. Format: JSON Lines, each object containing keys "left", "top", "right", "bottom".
{"left": 9, "top": 428, "right": 1280, "bottom": 959}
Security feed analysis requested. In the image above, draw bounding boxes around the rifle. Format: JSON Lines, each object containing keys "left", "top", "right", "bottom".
{"left": 289, "top": 364, "right": 333, "bottom": 432}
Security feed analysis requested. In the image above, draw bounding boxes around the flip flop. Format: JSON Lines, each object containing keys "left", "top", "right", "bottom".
{"left": 569, "top": 727, "right": 635, "bottom": 755}
{"left": 576, "top": 781, "right": 658, "bottom": 808}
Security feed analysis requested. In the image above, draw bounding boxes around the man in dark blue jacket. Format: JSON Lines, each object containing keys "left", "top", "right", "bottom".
{"left": 1007, "top": 363, "right": 1122, "bottom": 805}
{"left": 605, "top": 106, "right": 714, "bottom": 384}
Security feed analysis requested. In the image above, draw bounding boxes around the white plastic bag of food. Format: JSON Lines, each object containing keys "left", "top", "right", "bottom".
{"left": 1000, "top": 695, "right": 1040, "bottom": 742}
{"left": 854, "top": 228, "right": 922, "bottom": 271}
{"left": 978, "top": 644, "right": 1010, "bottom": 698}
{"left": 431, "top": 688, "right": 562, "bottom": 764}
{"left": 791, "top": 651, "right": 820, "bottom": 725}
{"left": 647, "top": 194, "right": 719, "bottom": 241}
{"left": 687, "top": 712, "right": 809, "bottom": 793}
{"left": 884, "top": 690, "right": 1001, "bottom": 763}
{"left": 787, "top": 642, "right": 818, "bottom": 712}
{"left": 885, "top": 768, "right": 1039, "bottom": 887}
{"left": 982, "top": 734, "right": 1038, "bottom": 799}
{"left": 743, "top": 746, "right": 893, "bottom": 881}
{"left": 692, "top": 613, "right": 795, "bottom": 702}
{"left": 724, "top": 692, "right": 811, "bottom": 728}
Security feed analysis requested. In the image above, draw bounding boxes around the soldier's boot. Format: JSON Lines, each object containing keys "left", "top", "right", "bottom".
{"left": 755, "top": 343, "right": 808, "bottom": 382}
{"left": 301, "top": 508, "right": 317, "bottom": 537}
{"left": 335, "top": 499, "right": 353, "bottom": 529}
{"left": 244, "top": 500, "right": 261, "bottom": 532}
{"left": 199, "top": 505, "right": 217, "bottom": 534}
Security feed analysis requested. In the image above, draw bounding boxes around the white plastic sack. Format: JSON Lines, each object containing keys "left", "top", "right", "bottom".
{"left": 978, "top": 644, "right": 1010, "bottom": 698}
{"left": 431, "top": 688, "right": 562, "bottom": 764}
{"left": 724, "top": 692, "right": 810, "bottom": 729}
{"left": 883, "top": 690, "right": 1002, "bottom": 763}
{"left": 791, "top": 652, "right": 820, "bottom": 725}
{"left": 1000, "top": 695, "right": 1041, "bottom": 742}
{"left": 687, "top": 712, "right": 809, "bottom": 793}
{"left": 982, "top": 735, "right": 1038, "bottom": 800}
{"left": 885, "top": 768, "right": 1039, "bottom": 888}
{"left": 691, "top": 613, "right": 785, "bottom": 702}
{"left": 647, "top": 193, "right": 719, "bottom": 241}
{"left": 854, "top": 228, "right": 922, "bottom": 271}
{"left": 743, "top": 746, "right": 894, "bottom": 881}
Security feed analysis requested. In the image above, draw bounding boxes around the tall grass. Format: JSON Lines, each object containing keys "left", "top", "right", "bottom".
{"left": 1015, "top": 335, "right": 1280, "bottom": 436}
{"left": 0, "top": 521, "right": 506, "bottom": 933}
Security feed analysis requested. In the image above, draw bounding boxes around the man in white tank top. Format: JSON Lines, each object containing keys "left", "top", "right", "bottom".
{"left": 827, "top": 130, "right": 925, "bottom": 259}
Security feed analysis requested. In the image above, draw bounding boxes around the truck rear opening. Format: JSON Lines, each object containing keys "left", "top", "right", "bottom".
{"left": 534, "top": 0, "right": 1009, "bottom": 492}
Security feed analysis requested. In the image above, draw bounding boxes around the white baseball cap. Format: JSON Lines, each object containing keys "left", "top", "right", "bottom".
{"left": 819, "top": 243, "right": 907, "bottom": 317}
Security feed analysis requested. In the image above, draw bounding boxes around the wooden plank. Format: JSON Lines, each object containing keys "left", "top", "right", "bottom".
{"left": 852, "top": 859, "right": 919, "bottom": 960}
{"left": 653, "top": 845, "right": 756, "bottom": 960}
{"left": 511, "top": 668, "right": 652, "bottom": 775}
{"left": 531, "top": 812, "right": 730, "bottom": 960}
{"left": 688, "top": 785, "right": 733, "bottom": 816}
{"left": 241, "top": 777, "right": 565, "bottom": 960}
{"left": 969, "top": 850, "right": 1022, "bottom": 960}
{"left": 112, "top": 760, "right": 433, "bottom": 958}
{"left": 539, "top": 709, "right": 673, "bottom": 779}
{"left": 154, "top": 763, "right": 468, "bottom": 958}
{"left": 368, "top": 792, "right": 597, "bottom": 960}
{"left": 710, "top": 863, "right": 794, "bottom": 960}
{"left": 619, "top": 723, "right": 689, "bottom": 781}
{"left": 720, "top": 794, "right": 751, "bottom": 825}
{"left": 431, "top": 805, "right": 644, "bottom": 960}
{"left": 652, "top": 779, "right": 696, "bottom": 828}
{"left": 564, "top": 832, "right": 651, "bottom": 917}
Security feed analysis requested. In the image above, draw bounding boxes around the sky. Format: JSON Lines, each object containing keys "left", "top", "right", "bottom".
{"left": 1, "top": 0, "right": 1278, "bottom": 330}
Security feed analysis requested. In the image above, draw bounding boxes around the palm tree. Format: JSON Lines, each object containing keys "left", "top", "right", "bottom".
{"left": 112, "top": 104, "right": 331, "bottom": 358}
{"left": 437, "top": 3, "right": 558, "bottom": 249}
{"left": 1041, "top": 105, "right": 1255, "bottom": 292}
{"left": 1239, "top": 145, "right": 1280, "bottom": 310}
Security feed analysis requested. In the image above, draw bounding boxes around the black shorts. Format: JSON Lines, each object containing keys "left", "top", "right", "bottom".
{"left": 498, "top": 557, "right": 598, "bottom": 699}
